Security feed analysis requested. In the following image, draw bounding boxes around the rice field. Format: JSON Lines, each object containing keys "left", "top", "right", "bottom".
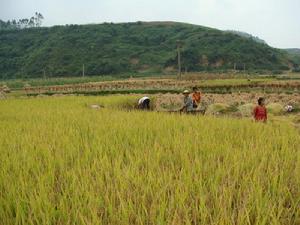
{"left": 0, "top": 96, "right": 299, "bottom": 225}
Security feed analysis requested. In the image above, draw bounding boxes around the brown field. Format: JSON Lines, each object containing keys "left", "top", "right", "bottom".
{"left": 19, "top": 78, "right": 300, "bottom": 95}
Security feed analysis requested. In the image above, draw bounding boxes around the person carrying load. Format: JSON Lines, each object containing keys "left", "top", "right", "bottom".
{"left": 192, "top": 86, "right": 201, "bottom": 109}
{"left": 138, "top": 96, "right": 151, "bottom": 110}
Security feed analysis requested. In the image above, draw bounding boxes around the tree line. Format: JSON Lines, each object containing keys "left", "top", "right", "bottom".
{"left": 0, "top": 12, "right": 44, "bottom": 30}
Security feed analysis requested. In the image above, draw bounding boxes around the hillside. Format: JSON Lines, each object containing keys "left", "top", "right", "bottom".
{"left": 0, "top": 22, "right": 293, "bottom": 79}
{"left": 284, "top": 49, "right": 300, "bottom": 68}
{"left": 285, "top": 48, "right": 300, "bottom": 55}
{"left": 226, "top": 30, "right": 267, "bottom": 44}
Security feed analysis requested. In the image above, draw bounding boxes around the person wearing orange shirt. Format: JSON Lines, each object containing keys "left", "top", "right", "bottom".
{"left": 192, "top": 87, "right": 201, "bottom": 109}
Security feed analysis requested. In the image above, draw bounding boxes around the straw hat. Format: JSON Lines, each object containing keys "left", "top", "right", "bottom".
{"left": 182, "top": 90, "right": 190, "bottom": 94}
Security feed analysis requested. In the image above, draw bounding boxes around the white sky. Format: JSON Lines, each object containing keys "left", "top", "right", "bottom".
{"left": 0, "top": 0, "right": 299, "bottom": 48}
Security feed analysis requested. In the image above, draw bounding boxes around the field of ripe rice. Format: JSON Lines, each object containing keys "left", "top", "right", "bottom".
{"left": 0, "top": 96, "right": 299, "bottom": 225}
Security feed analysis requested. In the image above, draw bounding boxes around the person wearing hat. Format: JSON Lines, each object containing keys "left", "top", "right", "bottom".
{"left": 180, "top": 90, "right": 194, "bottom": 112}
{"left": 138, "top": 96, "right": 151, "bottom": 110}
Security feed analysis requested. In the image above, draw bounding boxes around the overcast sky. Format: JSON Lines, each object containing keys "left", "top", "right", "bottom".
{"left": 0, "top": 0, "right": 299, "bottom": 48}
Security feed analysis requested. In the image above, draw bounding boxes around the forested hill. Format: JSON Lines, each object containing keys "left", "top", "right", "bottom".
{"left": 0, "top": 21, "right": 294, "bottom": 79}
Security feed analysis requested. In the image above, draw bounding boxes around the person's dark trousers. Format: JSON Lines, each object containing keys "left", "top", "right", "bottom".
{"left": 141, "top": 99, "right": 150, "bottom": 110}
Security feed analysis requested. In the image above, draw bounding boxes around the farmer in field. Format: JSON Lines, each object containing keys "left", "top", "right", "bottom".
{"left": 285, "top": 104, "right": 293, "bottom": 113}
{"left": 192, "top": 86, "right": 201, "bottom": 109}
{"left": 138, "top": 96, "right": 151, "bottom": 110}
{"left": 180, "top": 90, "right": 194, "bottom": 113}
{"left": 253, "top": 97, "right": 267, "bottom": 122}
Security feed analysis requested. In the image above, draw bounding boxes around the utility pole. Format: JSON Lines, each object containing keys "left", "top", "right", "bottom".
{"left": 176, "top": 40, "right": 183, "bottom": 79}
{"left": 82, "top": 64, "right": 85, "bottom": 77}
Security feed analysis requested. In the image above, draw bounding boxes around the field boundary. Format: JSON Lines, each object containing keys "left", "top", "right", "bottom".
{"left": 24, "top": 82, "right": 300, "bottom": 96}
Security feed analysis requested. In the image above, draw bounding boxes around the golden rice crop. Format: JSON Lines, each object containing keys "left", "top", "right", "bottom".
{"left": 0, "top": 96, "right": 299, "bottom": 225}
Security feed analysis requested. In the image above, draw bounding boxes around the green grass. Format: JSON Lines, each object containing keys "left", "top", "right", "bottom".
{"left": 0, "top": 75, "right": 276, "bottom": 90}
{"left": 276, "top": 73, "right": 300, "bottom": 80}
{"left": 0, "top": 73, "right": 176, "bottom": 89}
{"left": 193, "top": 78, "right": 275, "bottom": 86}
{"left": 0, "top": 75, "right": 121, "bottom": 89}
{"left": 0, "top": 96, "right": 299, "bottom": 224}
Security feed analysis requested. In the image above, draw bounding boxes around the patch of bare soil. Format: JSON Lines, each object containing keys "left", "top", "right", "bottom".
{"left": 153, "top": 92, "right": 300, "bottom": 114}
{"left": 204, "top": 93, "right": 300, "bottom": 106}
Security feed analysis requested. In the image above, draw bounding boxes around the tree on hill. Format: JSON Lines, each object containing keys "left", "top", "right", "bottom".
{"left": 0, "top": 12, "right": 44, "bottom": 30}
{"left": 226, "top": 30, "right": 267, "bottom": 45}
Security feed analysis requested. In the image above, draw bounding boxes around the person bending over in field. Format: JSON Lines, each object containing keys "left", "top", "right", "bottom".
{"left": 180, "top": 90, "right": 194, "bottom": 113}
{"left": 192, "top": 86, "right": 201, "bottom": 109}
{"left": 253, "top": 97, "right": 267, "bottom": 122}
{"left": 138, "top": 96, "right": 151, "bottom": 110}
